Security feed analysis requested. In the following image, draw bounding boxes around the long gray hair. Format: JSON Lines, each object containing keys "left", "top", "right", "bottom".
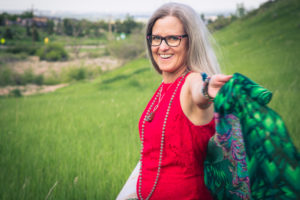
{"left": 146, "top": 2, "right": 221, "bottom": 76}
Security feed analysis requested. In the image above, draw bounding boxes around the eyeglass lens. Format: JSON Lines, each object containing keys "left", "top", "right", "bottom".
{"left": 150, "top": 36, "right": 181, "bottom": 47}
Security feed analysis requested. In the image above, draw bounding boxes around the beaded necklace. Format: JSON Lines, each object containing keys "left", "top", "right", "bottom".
{"left": 145, "top": 81, "right": 174, "bottom": 122}
{"left": 138, "top": 72, "right": 188, "bottom": 200}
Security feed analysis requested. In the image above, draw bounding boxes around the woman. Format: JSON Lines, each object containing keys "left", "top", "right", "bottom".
{"left": 136, "top": 2, "right": 232, "bottom": 200}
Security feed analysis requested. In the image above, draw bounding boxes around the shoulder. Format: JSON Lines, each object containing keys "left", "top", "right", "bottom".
{"left": 181, "top": 71, "right": 202, "bottom": 110}
{"left": 186, "top": 71, "right": 203, "bottom": 81}
{"left": 184, "top": 71, "right": 203, "bottom": 90}
{"left": 180, "top": 71, "right": 214, "bottom": 126}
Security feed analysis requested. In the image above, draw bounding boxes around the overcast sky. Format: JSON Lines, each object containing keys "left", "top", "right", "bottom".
{"left": 1, "top": 0, "right": 270, "bottom": 14}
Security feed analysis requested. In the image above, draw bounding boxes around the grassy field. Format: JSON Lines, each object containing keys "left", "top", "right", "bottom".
{"left": 0, "top": 0, "right": 299, "bottom": 199}
{"left": 0, "top": 59, "right": 160, "bottom": 199}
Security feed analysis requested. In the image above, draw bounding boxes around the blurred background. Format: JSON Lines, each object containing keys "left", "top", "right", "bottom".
{"left": 0, "top": 0, "right": 299, "bottom": 199}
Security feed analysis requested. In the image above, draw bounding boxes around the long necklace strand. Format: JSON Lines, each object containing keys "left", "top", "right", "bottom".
{"left": 145, "top": 84, "right": 163, "bottom": 122}
{"left": 138, "top": 72, "right": 188, "bottom": 200}
{"left": 146, "top": 81, "right": 175, "bottom": 122}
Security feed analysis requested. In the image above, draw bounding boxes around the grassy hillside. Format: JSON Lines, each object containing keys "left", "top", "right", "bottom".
{"left": 0, "top": 0, "right": 299, "bottom": 199}
{"left": 214, "top": 0, "right": 300, "bottom": 146}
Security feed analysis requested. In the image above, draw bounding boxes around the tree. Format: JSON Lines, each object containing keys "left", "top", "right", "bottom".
{"left": 55, "top": 21, "right": 63, "bottom": 35}
{"left": 32, "top": 25, "right": 40, "bottom": 42}
{"left": 4, "top": 28, "right": 13, "bottom": 39}
{"left": 114, "top": 19, "right": 121, "bottom": 33}
{"left": 7, "top": 14, "right": 17, "bottom": 21}
{"left": 0, "top": 14, "right": 5, "bottom": 26}
{"left": 236, "top": 3, "right": 246, "bottom": 18}
{"left": 47, "top": 20, "right": 54, "bottom": 35}
{"left": 97, "top": 20, "right": 109, "bottom": 31}
{"left": 20, "top": 11, "right": 34, "bottom": 19}
{"left": 200, "top": 14, "right": 205, "bottom": 23}
{"left": 114, "top": 15, "right": 142, "bottom": 34}
{"left": 207, "top": 15, "right": 232, "bottom": 32}
{"left": 63, "top": 18, "right": 73, "bottom": 36}
{"left": 122, "top": 15, "right": 137, "bottom": 34}
{"left": 26, "top": 21, "right": 31, "bottom": 36}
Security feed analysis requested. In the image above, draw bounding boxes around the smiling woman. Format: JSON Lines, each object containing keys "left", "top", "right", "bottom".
{"left": 114, "top": 2, "right": 233, "bottom": 200}
{"left": 129, "top": 2, "right": 232, "bottom": 200}
{"left": 117, "top": 1, "right": 300, "bottom": 200}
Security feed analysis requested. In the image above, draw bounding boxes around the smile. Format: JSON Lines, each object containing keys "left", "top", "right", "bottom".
{"left": 159, "top": 54, "right": 173, "bottom": 59}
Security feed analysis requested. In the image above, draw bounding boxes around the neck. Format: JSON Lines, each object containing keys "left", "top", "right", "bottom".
{"left": 162, "top": 66, "right": 188, "bottom": 83}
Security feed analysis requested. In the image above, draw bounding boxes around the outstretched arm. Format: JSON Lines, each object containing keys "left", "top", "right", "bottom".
{"left": 180, "top": 72, "right": 232, "bottom": 126}
{"left": 188, "top": 73, "right": 232, "bottom": 108}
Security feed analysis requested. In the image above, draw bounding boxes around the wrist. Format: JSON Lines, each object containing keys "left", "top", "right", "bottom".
{"left": 201, "top": 72, "right": 214, "bottom": 102}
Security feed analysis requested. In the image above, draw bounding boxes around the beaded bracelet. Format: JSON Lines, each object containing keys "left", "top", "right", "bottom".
{"left": 201, "top": 72, "right": 214, "bottom": 102}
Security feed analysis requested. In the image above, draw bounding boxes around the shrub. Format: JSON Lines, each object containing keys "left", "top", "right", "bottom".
{"left": 37, "top": 43, "right": 68, "bottom": 61}
{"left": 0, "top": 53, "right": 28, "bottom": 63}
{"left": 44, "top": 71, "right": 61, "bottom": 85}
{"left": 0, "top": 67, "right": 13, "bottom": 86}
{"left": 67, "top": 67, "right": 87, "bottom": 81}
{"left": 207, "top": 15, "right": 234, "bottom": 32}
{"left": 34, "top": 74, "right": 44, "bottom": 85}
{"left": 11, "top": 72, "right": 26, "bottom": 85}
{"left": 4, "top": 28, "right": 13, "bottom": 39}
{"left": 22, "top": 68, "right": 44, "bottom": 85}
{"left": 23, "top": 68, "right": 35, "bottom": 83}
{"left": 6, "top": 44, "right": 40, "bottom": 55}
{"left": 59, "top": 65, "right": 103, "bottom": 83}
{"left": 88, "top": 66, "right": 103, "bottom": 78}
{"left": 87, "top": 51, "right": 103, "bottom": 58}
{"left": 45, "top": 50, "right": 63, "bottom": 61}
{"left": 9, "top": 89, "right": 22, "bottom": 97}
{"left": 0, "top": 67, "right": 44, "bottom": 86}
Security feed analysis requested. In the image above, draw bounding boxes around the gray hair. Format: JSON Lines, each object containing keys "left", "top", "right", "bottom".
{"left": 146, "top": 2, "right": 221, "bottom": 76}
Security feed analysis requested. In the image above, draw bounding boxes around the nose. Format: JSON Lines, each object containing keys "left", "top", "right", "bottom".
{"left": 159, "top": 39, "right": 169, "bottom": 51}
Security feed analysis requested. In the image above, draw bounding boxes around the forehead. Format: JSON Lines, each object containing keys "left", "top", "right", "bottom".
{"left": 152, "top": 16, "right": 185, "bottom": 35}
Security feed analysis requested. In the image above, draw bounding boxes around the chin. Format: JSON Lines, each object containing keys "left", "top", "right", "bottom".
{"left": 158, "top": 65, "right": 175, "bottom": 72}
{"left": 159, "top": 62, "right": 185, "bottom": 73}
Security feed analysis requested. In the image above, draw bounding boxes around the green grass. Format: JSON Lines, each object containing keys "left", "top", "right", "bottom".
{"left": 0, "top": 0, "right": 299, "bottom": 199}
{"left": 49, "top": 35, "right": 107, "bottom": 46}
{"left": 0, "top": 58, "right": 160, "bottom": 199}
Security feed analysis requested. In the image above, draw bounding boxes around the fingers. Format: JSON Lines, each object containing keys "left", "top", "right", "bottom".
{"left": 207, "top": 74, "right": 232, "bottom": 98}
{"left": 211, "top": 74, "right": 232, "bottom": 84}
{"left": 216, "top": 74, "right": 232, "bottom": 82}
{"left": 209, "top": 74, "right": 232, "bottom": 90}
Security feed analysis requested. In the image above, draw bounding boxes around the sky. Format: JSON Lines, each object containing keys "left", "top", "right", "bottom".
{"left": 0, "top": 0, "right": 270, "bottom": 14}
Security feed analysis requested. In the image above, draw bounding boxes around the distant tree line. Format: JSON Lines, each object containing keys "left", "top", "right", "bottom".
{"left": 0, "top": 11, "right": 144, "bottom": 42}
{"left": 59, "top": 15, "right": 143, "bottom": 37}
{"left": 204, "top": 0, "right": 278, "bottom": 32}
{"left": 204, "top": 3, "right": 246, "bottom": 32}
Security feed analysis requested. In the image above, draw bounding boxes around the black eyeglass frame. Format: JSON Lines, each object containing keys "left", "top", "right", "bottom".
{"left": 147, "top": 34, "right": 188, "bottom": 47}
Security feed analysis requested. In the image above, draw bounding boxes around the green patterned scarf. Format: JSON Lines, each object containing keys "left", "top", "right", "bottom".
{"left": 204, "top": 73, "right": 300, "bottom": 199}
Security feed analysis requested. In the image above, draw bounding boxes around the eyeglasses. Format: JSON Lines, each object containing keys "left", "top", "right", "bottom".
{"left": 147, "top": 34, "right": 188, "bottom": 47}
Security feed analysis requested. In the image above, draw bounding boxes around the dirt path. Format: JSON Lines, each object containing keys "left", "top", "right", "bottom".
{"left": 0, "top": 84, "right": 68, "bottom": 96}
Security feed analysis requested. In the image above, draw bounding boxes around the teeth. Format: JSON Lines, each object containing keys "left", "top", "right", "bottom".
{"left": 160, "top": 54, "right": 172, "bottom": 58}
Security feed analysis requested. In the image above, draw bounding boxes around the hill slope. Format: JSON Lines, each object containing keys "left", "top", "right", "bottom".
{"left": 213, "top": 0, "right": 300, "bottom": 145}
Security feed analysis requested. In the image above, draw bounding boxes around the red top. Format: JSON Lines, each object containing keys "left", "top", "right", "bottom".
{"left": 137, "top": 73, "right": 215, "bottom": 200}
